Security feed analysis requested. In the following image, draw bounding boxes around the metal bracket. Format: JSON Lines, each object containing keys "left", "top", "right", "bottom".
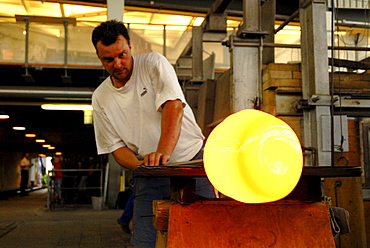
{"left": 222, "top": 35, "right": 263, "bottom": 50}
{"left": 298, "top": 95, "right": 339, "bottom": 109}
{"left": 237, "top": 29, "right": 270, "bottom": 39}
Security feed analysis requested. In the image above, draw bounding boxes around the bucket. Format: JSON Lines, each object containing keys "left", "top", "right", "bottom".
{"left": 91, "top": 196, "right": 103, "bottom": 211}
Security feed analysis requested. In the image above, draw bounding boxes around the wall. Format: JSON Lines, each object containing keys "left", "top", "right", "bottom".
{"left": 0, "top": 152, "right": 27, "bottom": 191}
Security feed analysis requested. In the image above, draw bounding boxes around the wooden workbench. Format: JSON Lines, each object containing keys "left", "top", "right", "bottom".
{"left": 133, "top": 162, "right": 362, "bottom": 248}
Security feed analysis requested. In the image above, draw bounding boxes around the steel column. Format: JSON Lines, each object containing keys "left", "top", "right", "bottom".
{"left": 192, "top": 26, "right": 203, "bottom": 81}
{"left": 106, "top": 0, "right": 126, "bottom": 208}
{"left": 226, "top": 0, "right": 267, "bottom": 111}
{"left": 107, "top": 0, "right": 125, "bottom": 21}
{"left": 300, "top": 0, "right": 332, "bottom": 166}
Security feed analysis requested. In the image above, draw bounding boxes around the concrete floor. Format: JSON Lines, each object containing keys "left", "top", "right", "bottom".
{"left": 0, "top": 188, "right": 135, "bottom": 248}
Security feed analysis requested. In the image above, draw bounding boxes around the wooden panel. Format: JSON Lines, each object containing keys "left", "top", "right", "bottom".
{"left": 262, "top": 70, "right": 293, "bottom": 82}
{"left": 262, "top": 63, "right": 301, "bottom": 73}
{"left": 196, "top": 79, "right": 216, "bottom": 138}
{"left": 133, "top": 163, "right": 361, "bottom": 178}
{"left": 153, "top": 200, "right": 174, "bottom": 231}
{"left": 155, "top": 231, "right": 168, "bottom": 248}
{"left": 213, "top": 69, "right": 232, "bottom": 123}
{"left": 324, "top": 177, "right": 367, "bottom": 248}
{"left": 263, "top": 78, "right": 301, "bottom": 90}
{"left": 262, "top": 89, "right": 277, "bottom": 115}
{"left": 167, "top": 200, "right": 335, "bottom": 248}
{"left": 363, "top": 200, "right": 370, "bottom": 248}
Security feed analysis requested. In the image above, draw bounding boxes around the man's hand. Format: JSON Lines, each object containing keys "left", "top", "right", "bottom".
{"left": 143, "top": 151, "right": 171, "bottom": 166}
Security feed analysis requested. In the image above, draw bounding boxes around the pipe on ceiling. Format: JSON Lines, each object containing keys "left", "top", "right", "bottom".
{"left": 0, "top": 86, "right": 94, "bottom": 99}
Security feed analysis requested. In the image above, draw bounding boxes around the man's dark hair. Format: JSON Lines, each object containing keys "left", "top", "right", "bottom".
{"left": 91, "top": 20, "right": 130, "bottom": 49}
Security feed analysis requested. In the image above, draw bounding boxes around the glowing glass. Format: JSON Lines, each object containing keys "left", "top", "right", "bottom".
{"left": 204, "top": 109, "right": 303, "bottom": 203}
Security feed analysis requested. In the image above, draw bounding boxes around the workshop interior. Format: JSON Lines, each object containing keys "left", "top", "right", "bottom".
{"left": 1, "top": 0, "right": 370, "bottom": 247}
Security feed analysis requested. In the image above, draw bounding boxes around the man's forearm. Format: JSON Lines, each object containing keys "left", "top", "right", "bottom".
{"left": 143, "top": 99, "right": 184, "bottom": 165}
{"left": 112, "top": 147, "right": 143, "bottom": 170}
{"left": 157, "top": 100, "right": 183, "bottom": 155}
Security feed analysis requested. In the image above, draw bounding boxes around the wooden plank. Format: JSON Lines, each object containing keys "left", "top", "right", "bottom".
{"left": 155, "top": 231, "right": 168, "bottom": 248}
{"left": 262, "top": 70, "right": 293, "bottom": 82}
{"left": 335, "top": 80, "right": 370, "bottom": 89}
{"left": 263, "top": 78, "right": 301, "bottom": 90}
{"left": 262, "top": 63, "right": 301, "bottom": 73}
{"left": 213, "top": 69, "right": 232, "bottom": 123}
{"left": 329, "top": 58, "right": 370, "bottom": 70}
{"left": 133, "top": 161, "right": 362, "bottom": 178}
{"left": 196, "top": 79, "right": 216, "bottom": 138}
{"left": 152, "top": 200, "right": 174, "bottom": 231}
{"left": 133, "top": 166, "right": 206, "bottom": 178}
{"left": 329, "top": 72, "right": 365, "bottom": 82}
{"left": 167, "top": 200, "right": 335, "bottom": 248}
{"left": 324, "top": 177, "right": 367, "bottom": 248}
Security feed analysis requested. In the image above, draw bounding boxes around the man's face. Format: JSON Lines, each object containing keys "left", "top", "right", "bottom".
{"left": 96, "top": 35, "right": 133, "bottom": 85}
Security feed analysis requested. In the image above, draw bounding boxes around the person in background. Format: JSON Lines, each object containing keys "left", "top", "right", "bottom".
{"left": 91, "top": 20, "right": 215, "bottom": 248}
{"left": 117, "top": 178, "right": 134, "bottom": 234}
{"left": 19, "top": 153, "right": 33, "bottom": 196}
{"left": 52, "top": 156, "right": 63, "bottom": 203}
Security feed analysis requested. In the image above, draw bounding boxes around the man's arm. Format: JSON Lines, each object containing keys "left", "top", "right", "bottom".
{"left": 20, "top": 159, "right": 33, "bottom": 168}
{"left": 144, "top": 99, "right": 183, "bottom": 166}
{"left": 112, "top": 147, "right": 143, "bottom": 170}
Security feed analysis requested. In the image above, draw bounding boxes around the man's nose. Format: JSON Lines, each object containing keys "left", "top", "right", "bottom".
{"left": 113, "top": 57, "right": 122, "bottom": 68}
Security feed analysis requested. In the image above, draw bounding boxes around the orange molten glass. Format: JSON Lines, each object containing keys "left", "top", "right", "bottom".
{"left": 204, "top": 109, "right": 303, "bottom": 203}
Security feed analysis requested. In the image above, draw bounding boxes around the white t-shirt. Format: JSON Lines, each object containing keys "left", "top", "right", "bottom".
{"left": 92, "top": 52, "right": 204, "bottom": 163}
{"left": 20, "top": 157, "right": 31, "bottom": 171}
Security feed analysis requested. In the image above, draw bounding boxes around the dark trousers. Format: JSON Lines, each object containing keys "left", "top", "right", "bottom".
{"left": 20, "top": 170, "right": 29, "bottom": 194}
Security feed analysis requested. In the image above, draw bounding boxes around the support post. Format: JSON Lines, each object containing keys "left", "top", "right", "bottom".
{"left": 192, "top": 26, "right": 203, "bottom": 81}
{"left": 300, "top": 0, "right": 331, "bottom": 166}
{"left": 106, "top": 0, "right": 125, "bottom": 207}
{"left": 107, "top": 0, "right": 125, "bottom": 21}
{"left": 225, "top": 0, "right": 267, "bottom": 111}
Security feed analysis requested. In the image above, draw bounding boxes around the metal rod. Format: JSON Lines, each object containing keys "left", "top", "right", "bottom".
{"left": 263, "top": 43, "right": 370, "bottom": 51}
{"left": 274, "top": 9, "right": 299, "bottom": 34}
{"left": 63, "top": 20, "right": 68, "bottom": 74}
{"left": 24, "top": 18, "right": 30, "bottom": 74}
{"left": 330, "top": 0, "right": 335, "bottom": 167}
{"left": 163, "top": 25, "right": 167, "bottom": 57}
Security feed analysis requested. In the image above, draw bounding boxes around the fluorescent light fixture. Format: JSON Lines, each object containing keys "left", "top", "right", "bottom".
{"left": 41, "top": 104, "right": 93, "bottom": 111}
{"left": 39, "top": 154, "right": 46, "bottom": 157}
{"left": 36, "top": 139, "right": 46, "bottom": 143}
{"left": 334, "top": 31, "right": 348, "bottom": 36}
{"left": 84, "top": 110, "right": 93, "bottom": 124}
{"left": 0, "top": 112, "right": 9, "bottom": 119}
{"left": 355, "top": 69, "right": 366, "bottom": 74}
{"left": 13, "top": 126, "right": 26, "bottom": 130}
{"left": 25, "top": 134, "right": 36, "bottom": 137}
{"left": 48, "top": 146, "right": 55, "bottom": 150}
{"left": 55, "top": 152, "right": 62, "bottom": 155}
{"left": 42, "top": 144, "right": 51, "bottom": 148}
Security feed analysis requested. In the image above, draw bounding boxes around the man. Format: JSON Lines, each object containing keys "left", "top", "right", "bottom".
{"left": 91, "top": 20, "right": 214, "bottom": 247}
{"left": 19, "top": 153, "right": 33, "bottom": 196}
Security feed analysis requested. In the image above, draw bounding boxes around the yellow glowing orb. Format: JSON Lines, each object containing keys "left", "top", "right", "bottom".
{"left": 204, "top": 109, "right": 303, "bottom": 203}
